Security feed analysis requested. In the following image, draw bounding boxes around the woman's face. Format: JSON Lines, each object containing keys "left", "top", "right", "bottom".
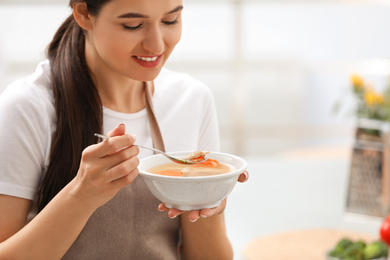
{"left": 85, "top": 0, "right": 183, "bottom": 82}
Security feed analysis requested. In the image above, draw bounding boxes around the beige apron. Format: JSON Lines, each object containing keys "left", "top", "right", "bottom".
{"left": 62, "top": 82, "right": 180, "bottom": 260}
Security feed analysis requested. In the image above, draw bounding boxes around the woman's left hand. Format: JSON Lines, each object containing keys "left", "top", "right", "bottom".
{"left": 158, "top": 170, "right": 249, "bottom": 222}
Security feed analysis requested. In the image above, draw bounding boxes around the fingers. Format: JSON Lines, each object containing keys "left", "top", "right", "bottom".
{"left": 158, "top": 204, "right": 184, "bottom": 219}
{"left": 103, "top": 145, "right": 139, "bottom": 170}
{"left": 95, "top": 124, "right": 137, "bottom": 157}
{"left": 80, "top": 124, "right": 139, "bottom": 183}
{"left": 80, "top": 143, "right": 139, "bottom": 182}
{"left": 238, "top": 170, "right": 249, "bottom": 183}
{"left": 107, "top": 123, "right": 126, "bottom": 137}
{"left": 97, "top": 134, "right": 136, "bottom": 158}
{"left": 74, "top": 124, "right": 141, "bottom": 209}
{"left": 158, "top": 199, "right": 227, "bottom": 222}
{"left": 106, "top": 147, "right": 140, "bottom": 182}
{"left": 110, "top": 167, "right": 139, "bottom": 190}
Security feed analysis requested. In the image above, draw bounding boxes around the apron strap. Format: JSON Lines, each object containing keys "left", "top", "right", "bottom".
{"left": 144, "top": 81, "right": 166, "bottom": 153}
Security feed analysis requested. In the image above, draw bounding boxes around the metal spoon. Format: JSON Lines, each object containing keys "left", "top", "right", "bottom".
{"left": 94, "top": 133, "right": 207, "bottom": 165}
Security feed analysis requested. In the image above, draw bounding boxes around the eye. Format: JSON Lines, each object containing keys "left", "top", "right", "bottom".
{"left": 162, "top": 20, "right": 178, "bottom": 25}
{"left": 162, "top": 14, "right": 181, "bottom": 26}
{"left": 122, "top": 24, "right": 143, "bottom": 31}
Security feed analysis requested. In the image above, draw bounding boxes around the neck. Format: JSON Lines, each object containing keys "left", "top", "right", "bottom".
{"left": 85, "top": 39, "right": 153, "bottom": 113}
{"left": 97, "top": 80, "right": 147, "bottom": 113}
{"left": 86, "top": 60, "right": 151, "bottom": 114}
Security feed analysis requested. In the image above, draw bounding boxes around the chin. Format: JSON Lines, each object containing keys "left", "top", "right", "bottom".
{"left": 132, "top": 68, "right": 162, "bottom": 82}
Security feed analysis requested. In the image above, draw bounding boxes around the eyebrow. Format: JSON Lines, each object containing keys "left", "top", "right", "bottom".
{"left": 118, "top": 5, "right": 183, "bottom": 19}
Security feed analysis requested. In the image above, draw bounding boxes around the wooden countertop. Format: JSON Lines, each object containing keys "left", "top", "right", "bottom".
{"left": 243, "top": 228, "right": 377, "bottom": 260}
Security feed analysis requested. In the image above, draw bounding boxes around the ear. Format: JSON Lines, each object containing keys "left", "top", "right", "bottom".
{"left": 73, "top": 2, "right": 93, "bottom": 30}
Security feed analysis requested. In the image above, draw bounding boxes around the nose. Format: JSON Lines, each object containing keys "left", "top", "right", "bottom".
{"left": 142, "top": 25, "right": 164, "bottom": 54}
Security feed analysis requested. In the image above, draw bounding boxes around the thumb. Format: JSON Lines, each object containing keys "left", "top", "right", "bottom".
{"left": 107, "top": 123, "right": 126, "bottom": 137}
{"left": 238, "top": 171, "right": 249, "bottom": 183}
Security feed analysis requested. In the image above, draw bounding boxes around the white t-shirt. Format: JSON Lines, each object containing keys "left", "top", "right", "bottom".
{"left": 0, "top": 60, "right": 220, "bottom": 204}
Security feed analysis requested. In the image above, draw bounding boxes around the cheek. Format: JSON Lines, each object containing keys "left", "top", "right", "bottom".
{"left": 165, "top": 26, "right": 182, "bottom": 49}
{"left": 94, "top": 26, "right": 133, "bottom": 60}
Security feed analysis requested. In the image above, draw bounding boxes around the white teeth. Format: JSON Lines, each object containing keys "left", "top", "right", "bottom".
{"left": 136, "top": 56, "right": 158, "bottom": 62}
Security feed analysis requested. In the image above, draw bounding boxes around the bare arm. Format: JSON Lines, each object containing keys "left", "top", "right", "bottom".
{"left": 0, "top": 125, "right": 139, "bottom": 259}
{"left": 0, "top": 195, "right": 32, "bottom": 243}
{"left": 0, "top": 184, "right": 97, "bottom": 259}
{"left": 181, "top": 208, "right": 233, "bottom": 260}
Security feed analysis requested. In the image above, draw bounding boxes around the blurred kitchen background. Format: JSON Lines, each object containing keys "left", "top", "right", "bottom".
{"left": 2, "top": 0, "right": 390, "bottom": 259}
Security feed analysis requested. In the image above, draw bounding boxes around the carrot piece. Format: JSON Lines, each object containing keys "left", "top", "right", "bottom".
{"left": 155, "top": 170, "right": 184, "bottom": 177}
{"left": 192, "top": 156, "right": 205, "bottom": 162}
{"left": 194, "top": 159, "right": 219, "bottom": 167}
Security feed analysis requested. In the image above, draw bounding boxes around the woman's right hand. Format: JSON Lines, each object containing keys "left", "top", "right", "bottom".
{"left": 71, "top": 124, "right": 139, "bottom": 210}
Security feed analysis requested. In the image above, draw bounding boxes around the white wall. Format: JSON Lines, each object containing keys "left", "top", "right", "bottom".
{"left": 0, "top": 3, "right": 70, "bottom": 89}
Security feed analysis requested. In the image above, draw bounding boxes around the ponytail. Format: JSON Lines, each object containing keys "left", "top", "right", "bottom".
{"left": 37, "top": 14, "right": 103, "bottom": 212}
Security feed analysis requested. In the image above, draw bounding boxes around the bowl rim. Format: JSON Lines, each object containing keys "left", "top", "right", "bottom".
{"left": 139, "top": 151, "right": 248, "bottom": 180}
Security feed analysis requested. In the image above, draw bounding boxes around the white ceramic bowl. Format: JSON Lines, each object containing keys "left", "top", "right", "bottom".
{"left": 138, "top": 151, "right": 248, "bottom": 211}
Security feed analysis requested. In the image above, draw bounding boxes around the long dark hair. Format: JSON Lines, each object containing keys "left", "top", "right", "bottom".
{"left": 37, "top": 0, "right": 110, "bottom": 212}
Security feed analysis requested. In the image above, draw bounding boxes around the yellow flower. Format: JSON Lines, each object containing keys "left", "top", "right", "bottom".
{"left": 364, "top": 87, "right": 383, "bottom": 106}
{"left": 351, "top": 74, "right": 364, "bottom": 89}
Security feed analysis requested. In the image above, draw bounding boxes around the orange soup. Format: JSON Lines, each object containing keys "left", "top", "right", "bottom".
{"left": 147, "top": 159, "right": 234, "bottom": 177}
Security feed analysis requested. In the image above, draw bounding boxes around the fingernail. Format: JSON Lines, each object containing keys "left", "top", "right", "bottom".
{"left": 190, "top": 218, "right": 198, "bottom": 222}
{"left": 200, "top": 214, "right": 207, "bottom": 218}
{"left": 118, "top": 123, "right": 125, "bottom": 127}
{"left": 131, "top": 134, "right": 136, "bottom": 142}
{"left": 168, "top": 212, "right": 178, "bottom": 219}
{"left": 242, "top": 171, "right": 249, "bottom": 182}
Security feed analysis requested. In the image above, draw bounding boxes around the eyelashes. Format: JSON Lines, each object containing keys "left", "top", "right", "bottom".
{"left": 162, "top": 20, "right": 179, "bottom": 26}
{"left": 122, "top": 24, "right": 142, "bottom": 31}
{"left": 122, "top": 20, "right": 179, "bottom": 31}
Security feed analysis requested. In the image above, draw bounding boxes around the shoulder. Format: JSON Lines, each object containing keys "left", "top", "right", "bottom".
{"left": 0, "top": 60, "right": 55, "bottom": 144}
{"left": 0, "top": 61, "right": 55, "bottom": 200}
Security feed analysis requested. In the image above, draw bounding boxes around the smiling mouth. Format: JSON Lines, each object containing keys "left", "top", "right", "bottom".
{"left": 133, "top": 55, "right": 163, "bottom": 68}
{"left": 135, "top": 56, "right": 159, "bottom": 62}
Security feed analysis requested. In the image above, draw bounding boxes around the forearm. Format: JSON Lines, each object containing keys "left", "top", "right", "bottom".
{"left": 0, "top": 127, "right": 138, "bottom": 259}
{"left": 181, "top": 213, "right": 233, "bottom": 260}
{"left": 0, "top": 179, "right": 95, "bottom": 260}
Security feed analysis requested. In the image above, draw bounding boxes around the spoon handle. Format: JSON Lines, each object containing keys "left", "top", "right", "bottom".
{"left": 94, "top": 133, "right": 206, "bottom": 164}
{"left": 133, "top": 143, "right": 164, "bottom": 154}
{"left": 94, "top": 133, "right": 164, "bottom": 154}
{"left": 94, "top": 133, "right": 109, "bottom": 140}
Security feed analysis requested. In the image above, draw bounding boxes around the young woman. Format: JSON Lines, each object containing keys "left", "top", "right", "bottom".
{"left": 0, "top": 0, "right": 248, "bottom": 259}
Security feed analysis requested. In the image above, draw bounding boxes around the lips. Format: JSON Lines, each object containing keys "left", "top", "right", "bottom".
{"left": 133, "top": 55, "right": 163, "bottom": 68}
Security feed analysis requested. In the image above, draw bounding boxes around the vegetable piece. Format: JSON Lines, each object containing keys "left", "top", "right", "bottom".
{"left": 380, "top": 214, "right": 390, "bottom": 246}
{"left": 155, "top": 170, "right": 184, "bottom": 177}
{"left": 363, "top": 240, "right": 388, "bottom": 259}
{"left": 193, "top": 159, "right": 219, "bottom": 168}
{"left": 328, "top": 238, "right": 354, "bottom": 257}
{"left": 192, "top": 156, "right": 205, "bottom": 162}
{"left": 340, "top": 241, "right": 365, "bottom": 260}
